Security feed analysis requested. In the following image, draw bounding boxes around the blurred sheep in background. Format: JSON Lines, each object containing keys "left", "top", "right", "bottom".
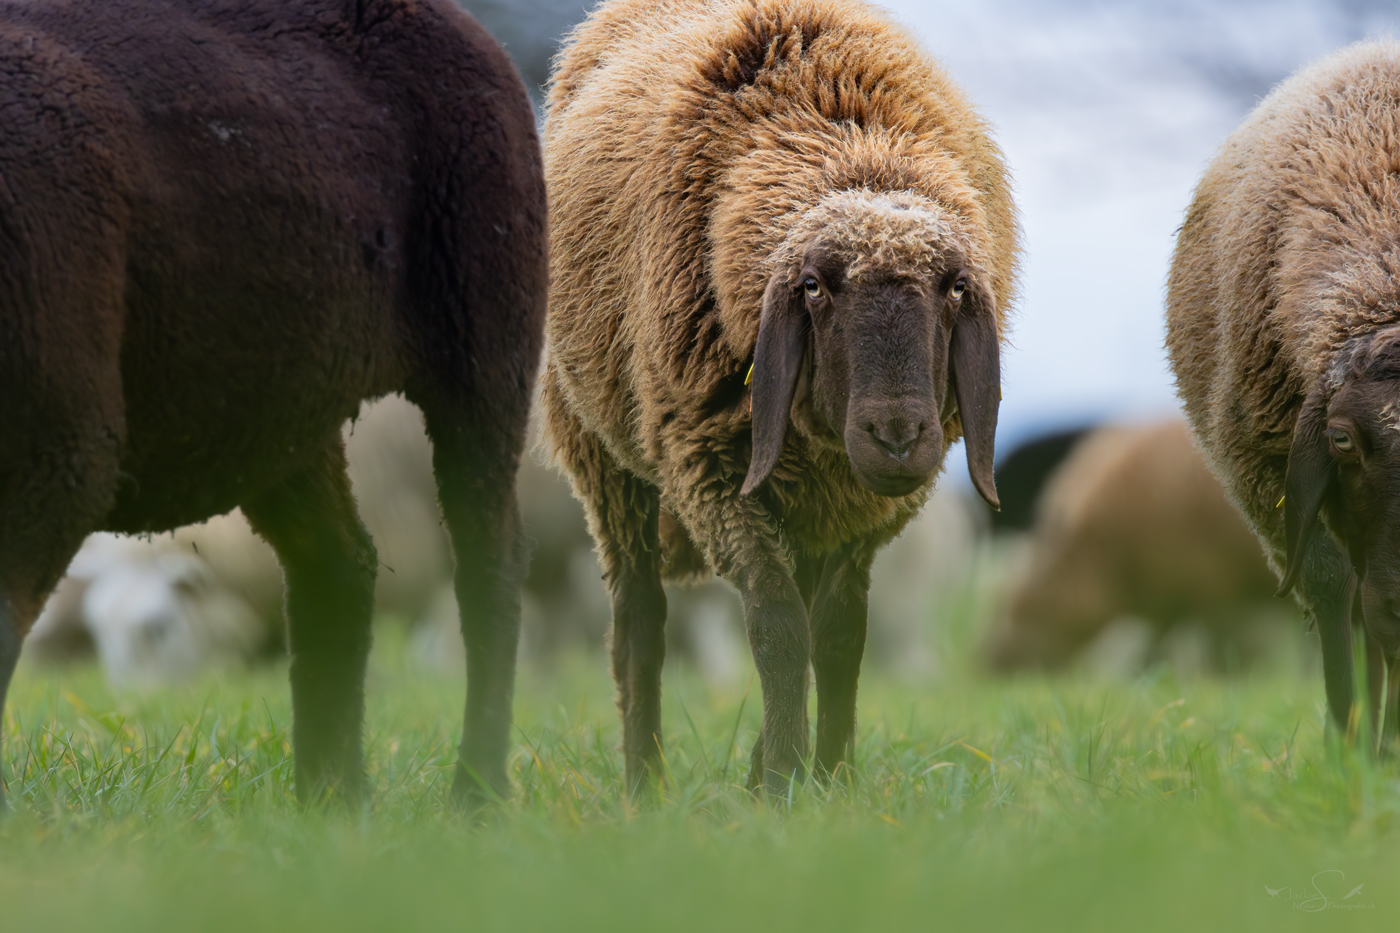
{"left": 985, "top": 419, "right": 1301, "bottom": 674}
{"left": 26, "top": 527, "right": 271, "bottom": 687}
{"left": 984, "top": 425, "right": 1095, "bottom": 535}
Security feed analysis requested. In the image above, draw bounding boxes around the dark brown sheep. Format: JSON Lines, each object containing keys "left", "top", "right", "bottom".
{"left": 986, "top": 420, "right": 1295, "bottom": 672}
{"left": 0, "top": 0, "right": 547, "bottom": 808}
{"left": 1167, "top": 40, "right": 1400, "bottom": 746}
{"left": 543, "top": 0, "right": 1018, "bottom": 794}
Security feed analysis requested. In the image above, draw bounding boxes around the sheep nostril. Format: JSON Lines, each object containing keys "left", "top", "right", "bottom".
{"left": 868, "top": 421, "right": 921, "bottom": 460}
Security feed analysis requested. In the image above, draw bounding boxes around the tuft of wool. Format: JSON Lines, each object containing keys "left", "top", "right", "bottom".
{"left": 769, "top": 189, "right": 988, "bottom": 289}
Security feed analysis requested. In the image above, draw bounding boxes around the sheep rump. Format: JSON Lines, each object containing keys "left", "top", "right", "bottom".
{"left": 0, "top": 0, "right": 546, "bottom": 808}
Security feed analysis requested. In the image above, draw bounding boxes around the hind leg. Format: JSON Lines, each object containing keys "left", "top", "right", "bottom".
{"left": 604, "top": 481, "right": 668, "bottom": 798}
{"left": 0, "top": 601, "right": 19, "bottom": 812}
{"left": 601, "top": 475, "right": 668, "bottom": 798}
{"left": 546, "top": 394, "right": 667, "bottom": 797}
{"left": 0, "top": 378, "right": 125, "bottom": 810}
{"left": 242, "top": 439, "right": 376, "bottom": 806}
{"left": 409, "top": 388, "right": 531, "bottom": 806}
{"left": 0, "top": 440, "right": 122, "bottom": 811}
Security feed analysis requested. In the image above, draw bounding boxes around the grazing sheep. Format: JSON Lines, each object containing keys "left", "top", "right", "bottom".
{"left": 0, "top": 0, "right": 546, "bottom": 809}
{"left": 985, "top": 420, "right": 1295, "bottom": 672}
{"left": 543, "top": 0, "right": 1018, "bottom": 793}
{"left": 1166, "top": 40, "right": 1400, "bottom": 744}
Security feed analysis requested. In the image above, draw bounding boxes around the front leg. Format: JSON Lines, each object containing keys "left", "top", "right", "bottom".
{"left": 242, "top": 441, "right": 377, "bottom": 807}
{"left": 669, "top": 484, "right": 810, "bottom": 795}
{"left": 1384, "top": 654, "right": 1400, "bottom": 753}
{"left": 1365, "top": 618, "right": 1400, "bottom": 755}
{"left": 810, "top": 541, "right": 876, "bottom": 781}
{"left": 1366, "top": 629, "right": 1386, "bottom": 752}
{"left": 741, "top": 564, "right": 811, "bottom": 793}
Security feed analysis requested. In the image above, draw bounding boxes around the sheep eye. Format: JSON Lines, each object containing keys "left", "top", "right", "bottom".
{"left": 1331, "top": 430, "right": 1355, "bottom": 453}
{"left": 951, "top": 280, "right": 967, "bottom": 300}
{"left": 803, "top": 277, "right": 822, "bottom": 299}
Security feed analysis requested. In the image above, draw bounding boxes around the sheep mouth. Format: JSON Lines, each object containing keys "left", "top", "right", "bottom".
{"left": 844, "top": 414, "right": 941, "bottom": 497}
{"left": 850, "top": 463, "right": 932, "bottom": 498}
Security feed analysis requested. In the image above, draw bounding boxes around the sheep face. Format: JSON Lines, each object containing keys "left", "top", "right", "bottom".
{"left": 1280, "top": 329, "right": 1400, "bottom": 652}
{"left": 742, "top": 191, "right": 1001, "bottom": 505}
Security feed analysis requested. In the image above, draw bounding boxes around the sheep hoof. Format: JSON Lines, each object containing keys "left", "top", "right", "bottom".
{"left": 450, "top": 763, "right": 511, "bottom": 812}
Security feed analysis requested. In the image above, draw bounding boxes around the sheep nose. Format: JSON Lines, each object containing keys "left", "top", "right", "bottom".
{"left": 867, "top": 419, "right": 923, "bottom": 460}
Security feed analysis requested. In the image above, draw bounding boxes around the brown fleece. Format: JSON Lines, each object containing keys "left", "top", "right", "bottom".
{"left": 1169, "top": 41, "right": 1400, "bottom": 559}
{"left": 542, "top": 0, "right": 1018, "bottom": 793}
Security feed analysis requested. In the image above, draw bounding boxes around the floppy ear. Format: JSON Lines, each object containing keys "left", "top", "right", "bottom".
{"left": 949, "top": 289, "right": 1002, "bottom": 510}
{"left": 1278, "top": 386, "right": 1336, "bottom": 597}
{"left": 742, "top": 273, "right": 808, "bottom": 496}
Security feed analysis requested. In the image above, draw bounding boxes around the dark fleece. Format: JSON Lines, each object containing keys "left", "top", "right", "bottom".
{"left": 0, "top": 0, "right": 546, "bottom": 805}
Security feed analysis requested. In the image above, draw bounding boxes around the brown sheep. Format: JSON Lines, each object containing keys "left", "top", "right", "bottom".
{"left": 0, "top": 0, "right": 547, "bottom": 809}
{"left": 1167, "top": 40, "right": 1400, "bottom": 746}
{"left": 986, "top": 420, "right": 1295, "bottom": 672}
{"left": 542, "top": 0, "right": 1018, "bottom": 794}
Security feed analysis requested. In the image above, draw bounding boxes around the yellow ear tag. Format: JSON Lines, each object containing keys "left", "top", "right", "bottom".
{"left": 1277, "top": 495, "right": 1286, "bottom": 509}
{"left": 745, "top": 363, "right": 754, "bottom": 386}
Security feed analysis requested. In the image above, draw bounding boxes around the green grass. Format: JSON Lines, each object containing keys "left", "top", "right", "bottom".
{"left": 3, "top": 615, "right": 1399, "bottom": 931}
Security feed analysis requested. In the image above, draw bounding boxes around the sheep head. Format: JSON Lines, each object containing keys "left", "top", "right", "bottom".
{"left": 742, "top": 190, "right": 1001, "bottom": 506}
{"left": 1280, "top": 325, "right": 1400, "bottom": 652}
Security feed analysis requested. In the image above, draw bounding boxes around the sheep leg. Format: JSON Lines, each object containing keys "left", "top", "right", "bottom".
{"left": 810, "top": 542, "right": 873, "bottom": 782}
{"left": 555, "top": 424, "right": 668, "bottom": 797}
{"left": 242, "top": 440, "right": 376, "bottom": 807}
{"left": 0, "top": 603, "right": 17, "bottom": 812}
{"left": 1318, "top": 594, "right": 1357, "bottom": 738}
{"left": 605, "top": 485, "right": 668, "bottom": 798}
{"left": 738, "top": 569, "right": 810, "bottom": 795}
{"left": 1384, "top": 654, "right": 1400, "bottom": 754}
{"left": 742, "top": 549, "right": 821, "bottom": 791}
{"left": 0, "top": 403, "right": 124, "bottom": 811}
{"left": 657, "top": 480, "right": 809, "bottom": 796}
{"left": 1366, "top": 630, "right": 1386, "bottom": 751}
{"left": 412, "top": 397, "right": 530, "bottom": 807}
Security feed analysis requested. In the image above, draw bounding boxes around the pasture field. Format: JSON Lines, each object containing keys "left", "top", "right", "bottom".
{"left": 2, "top": 597, "right": 1398, "bottom": 932}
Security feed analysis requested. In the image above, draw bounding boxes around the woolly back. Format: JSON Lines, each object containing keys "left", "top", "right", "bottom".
{"left": 1172, "top": 39, "right": 1400, "bottom": 390}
